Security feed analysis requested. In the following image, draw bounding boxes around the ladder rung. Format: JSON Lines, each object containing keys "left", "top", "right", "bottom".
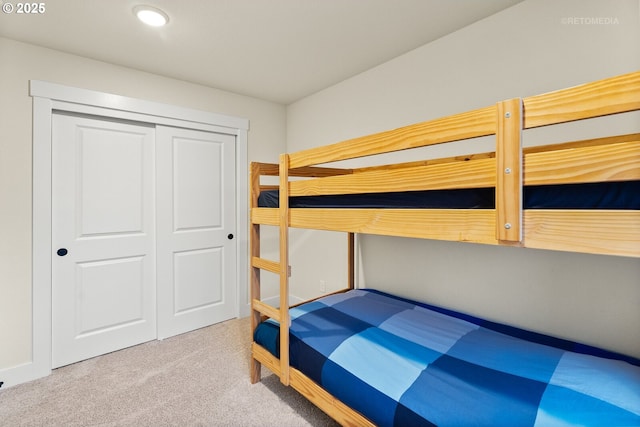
{"left": 252, "top": 299, "right": 280, "bottom": 321}
{"left": 252, "top": 257, "right": 280, "bottom": 274}
{"left": 252, "top": 257, "right": 291, "bottom": 277}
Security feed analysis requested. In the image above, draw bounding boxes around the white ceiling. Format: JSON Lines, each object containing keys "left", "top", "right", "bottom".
{"left": 0, "top": 0, "right": 523, "bottom": 104}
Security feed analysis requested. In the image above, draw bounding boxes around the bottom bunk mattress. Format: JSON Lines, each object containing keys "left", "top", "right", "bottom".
{"left": 254, "top": 289, "right": 640, "bottom": 427}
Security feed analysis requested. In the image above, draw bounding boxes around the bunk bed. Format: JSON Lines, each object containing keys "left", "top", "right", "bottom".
{"left": 249, "top": 71, "right": 640, "bottom": 426}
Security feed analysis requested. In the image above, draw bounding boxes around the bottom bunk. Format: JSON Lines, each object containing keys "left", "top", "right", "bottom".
{"left": 253, "top": 289, "right": 640, "bottom": 427}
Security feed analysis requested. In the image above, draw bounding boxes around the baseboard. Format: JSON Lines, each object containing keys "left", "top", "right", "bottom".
{"left": 261, "top": 294, "right": 305, "bottom": 307}
{"left": 0, "top": 361, "right": 50, "bottom": 389}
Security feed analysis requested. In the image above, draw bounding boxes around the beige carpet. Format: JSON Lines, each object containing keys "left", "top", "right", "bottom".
{"left": 0, "top": 317, "right": 339, "bottom": 427}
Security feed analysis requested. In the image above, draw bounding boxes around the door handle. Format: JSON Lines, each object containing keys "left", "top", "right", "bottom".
{"left": 227, "top": 234, "right": 234, "bottom": 240}
{"left": 57, "top": 248, "right": 68, "bottom": 256}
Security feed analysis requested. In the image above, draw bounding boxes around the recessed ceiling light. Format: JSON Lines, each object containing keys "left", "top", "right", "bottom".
{"left": 133, "top": 5, "right": 169, "bottom": 27}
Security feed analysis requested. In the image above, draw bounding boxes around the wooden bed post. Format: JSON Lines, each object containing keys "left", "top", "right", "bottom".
{"left": 496, "top": 98, "right": 523, "bottom": 243}
{"left": 249, "top": 162, "right": 262, "bottom": 384}
{"left": 347, "top": 233, "right": 355, "bottom": 290}
{"left": 279, "top": 154, "right": 291, "bottom": 386}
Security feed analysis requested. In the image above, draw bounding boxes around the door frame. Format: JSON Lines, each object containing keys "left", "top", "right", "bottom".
{"left": 30, "top": 80, "right": 249, "bottom": 382}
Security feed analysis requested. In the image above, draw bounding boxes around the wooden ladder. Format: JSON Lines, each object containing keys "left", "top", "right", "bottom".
{"left": 249, "top": 159, "right": 291, "bottom": 384}
{"left": 249, "top": 157, "right": 357, "bottom": 386}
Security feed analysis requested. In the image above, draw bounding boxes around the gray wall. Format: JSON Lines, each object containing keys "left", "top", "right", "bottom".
{"left": 285, "top": 0, "right": 640, "bottom": 357}
{"left": 0, "top": 37, "right": 286, "bottom": 370}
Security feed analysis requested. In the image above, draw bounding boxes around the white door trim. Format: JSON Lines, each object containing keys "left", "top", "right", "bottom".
{"left": 27, "top": 80, "right": 249, "bottom": 386}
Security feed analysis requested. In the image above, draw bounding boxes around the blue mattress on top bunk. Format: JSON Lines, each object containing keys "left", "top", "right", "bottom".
{"left": 257, "top": 181, "right": 640, "bottom": 209}
{"left": 254, "top": 289, "right": 640, "bottom": 427}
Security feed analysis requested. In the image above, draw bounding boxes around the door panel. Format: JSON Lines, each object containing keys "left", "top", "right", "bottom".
{"left": 157, "top": 126, "right": 236, "bottom": 339}
{"left": 78, "top": 129, "right": 146, "bottom": 235}
{"left": 174, "top": 248, "right": 223, "bottom": 314}
{"left": 52, "top": 114, "right": 156, "bottom": 368}
{"left": 173, "top": 139, "right": 223, "bottom": 230}
{"left": 75, "top": 256, "right": 145, "bottom": 335}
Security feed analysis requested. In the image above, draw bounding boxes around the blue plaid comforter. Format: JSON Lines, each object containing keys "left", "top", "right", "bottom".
{"left": 254, "top": 289, "right": 640, "bottom": 426}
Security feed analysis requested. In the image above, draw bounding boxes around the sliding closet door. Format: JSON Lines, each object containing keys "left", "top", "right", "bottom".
{"left": 51, "top": 113, "right": 156, "bottom": 368}
{"left": 51, "top": 115, "right": 237, "bottom": 366}
{"left": 156, "top": 126, "right": 237, "bottom": 339}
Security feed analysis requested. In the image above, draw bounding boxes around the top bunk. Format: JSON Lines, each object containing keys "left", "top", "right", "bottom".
{"left": 250, "top": 71, "right": 640, "bottom": 258}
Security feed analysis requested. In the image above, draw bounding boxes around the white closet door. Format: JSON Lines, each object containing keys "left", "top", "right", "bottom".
{"left": 51, "top": 113, "right": 156, "bottom": 368}
{"left": 156, "top": 126, "right": 237, "bottom": 339}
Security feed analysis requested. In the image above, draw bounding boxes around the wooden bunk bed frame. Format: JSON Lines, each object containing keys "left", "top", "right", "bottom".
{"left": 249, "top": 71, "right": 640, "bottom": 426}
